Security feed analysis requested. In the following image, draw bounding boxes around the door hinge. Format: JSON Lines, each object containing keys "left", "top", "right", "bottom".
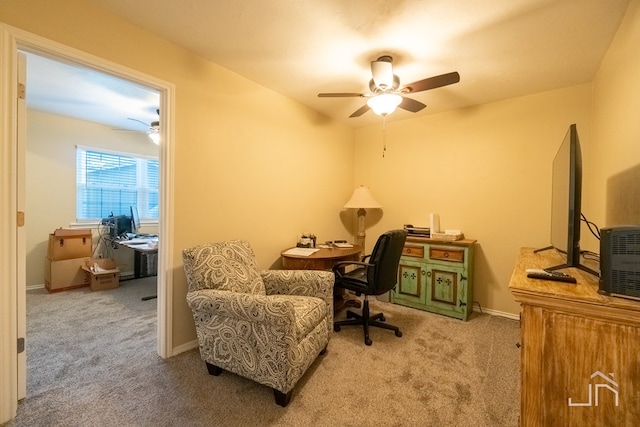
{"left": 17, "top": 211, "right": 25, "bottom": 227}
{"left": 17, "top": 337, "right": 25, "bottom": 354}
{"left": 18, "top": 83, "right": 26, "bottom": 100}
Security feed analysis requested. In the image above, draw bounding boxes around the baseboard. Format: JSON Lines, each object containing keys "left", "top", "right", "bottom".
{"left": 172, "top": 339, "right": 198, "bottom": 356}
{"left": 474, "top": 306, "right": 520, "bottom": 321}
{"left": 26, "top": 283, "right": 45, "bottom": 291}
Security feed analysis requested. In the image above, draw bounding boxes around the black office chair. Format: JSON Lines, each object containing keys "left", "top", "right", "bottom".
{"left": 333, "top": 229, "right": 407, "bottom": 345}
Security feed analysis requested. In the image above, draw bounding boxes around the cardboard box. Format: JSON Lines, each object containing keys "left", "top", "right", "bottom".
{"left": 45, "top": 257, "right": 91, "bottom": 292}
{"left": 48, "top": 228, "right": 93, "bottom": 261}
{"left": 82, "top": 258, "right": 120, "bottom": 291}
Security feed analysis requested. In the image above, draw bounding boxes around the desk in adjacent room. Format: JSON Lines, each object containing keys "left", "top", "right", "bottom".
{"left": 116, "top": 237, "right": 158, "bottom": 279}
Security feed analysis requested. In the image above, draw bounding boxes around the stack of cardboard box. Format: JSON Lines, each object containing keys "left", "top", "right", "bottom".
{"left": 45, "top": 228, "right": 121, "bottom": 292}
{"left": 45, "top": 228, "right": 93, "bottom": 292}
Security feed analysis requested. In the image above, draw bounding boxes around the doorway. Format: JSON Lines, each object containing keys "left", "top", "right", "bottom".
{"left": 0, "top": 24, "right": 175, "bottom": 421}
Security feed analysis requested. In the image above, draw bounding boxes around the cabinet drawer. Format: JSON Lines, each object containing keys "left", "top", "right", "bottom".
{"left": 402, "top": 245, "right": 424, "bottom": 258}
{"left": 429, "top": 247, "right": 464, "bottom": 263}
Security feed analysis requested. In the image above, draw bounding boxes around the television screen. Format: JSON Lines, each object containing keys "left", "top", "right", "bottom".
{"left": 540, "top": 124, "right": 598, "bottom": 276}
{"left": 550, "top": 124, "right": 581, "bottom": 264}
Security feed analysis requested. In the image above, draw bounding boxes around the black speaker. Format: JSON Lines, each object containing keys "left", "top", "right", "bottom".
{"left": 599, "top": 226, "right": 640, "bottom": 299}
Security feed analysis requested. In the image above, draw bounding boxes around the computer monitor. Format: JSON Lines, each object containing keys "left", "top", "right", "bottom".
{"left": 130, "top": 205, "right": 140, "bottom": 234}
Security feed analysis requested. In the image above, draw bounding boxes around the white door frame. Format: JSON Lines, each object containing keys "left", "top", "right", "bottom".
{"left": 0, "top": 24, "right": 175, "bottom": 423}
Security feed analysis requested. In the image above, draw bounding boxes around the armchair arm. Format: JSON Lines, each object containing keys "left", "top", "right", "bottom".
{"left": 261, "top": 270, "right": 334, "bottom": 301}
{"left": 261, "top": 270, "right": 334, "bottom": 334}
{"left": 186, "top": 289, "right": 295, "bottom": 328}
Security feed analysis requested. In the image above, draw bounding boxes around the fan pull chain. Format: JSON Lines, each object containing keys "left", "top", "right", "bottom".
{"left": 382, "top": 115, "right": 387, "bottom": 158}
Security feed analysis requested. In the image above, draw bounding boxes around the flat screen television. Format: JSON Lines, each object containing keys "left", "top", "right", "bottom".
{"left": 536, "top": 124, "right": 598, "bottom": 276}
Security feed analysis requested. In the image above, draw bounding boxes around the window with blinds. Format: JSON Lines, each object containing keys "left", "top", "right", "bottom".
{"left": 76, "top": 147, "right": 159, "bottom": 221}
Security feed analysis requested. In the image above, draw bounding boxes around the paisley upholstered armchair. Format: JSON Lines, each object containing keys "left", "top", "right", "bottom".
{"left": 183, "top": 240, "right": 333, "bottom": 407}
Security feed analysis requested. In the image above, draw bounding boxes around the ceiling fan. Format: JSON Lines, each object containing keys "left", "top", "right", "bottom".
{"left": 318, "top": 56, "right": 460, "bottom": 118}
{"left": 113, "top": 109, "right": 160, "bottom": 144}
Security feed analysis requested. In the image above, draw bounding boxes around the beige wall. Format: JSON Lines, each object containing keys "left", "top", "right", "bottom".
{"left": 353, "top": 85, "right": 593, "bottom": 315}
{"left": 590, "top": 0, "right": 640, "bottom": 229}
{"left": 2, "top": 0, "right": 355, "bottom": 348}
{"left": 26, "top": 110, "right": 158, "bottom": 286}
{"left": 4, "top": 0, "right": 639, "bottom": 347}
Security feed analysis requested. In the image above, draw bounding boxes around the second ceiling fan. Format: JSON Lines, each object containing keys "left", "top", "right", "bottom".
{"left": 318, "top": 55, "right": 459, "bottom": 118}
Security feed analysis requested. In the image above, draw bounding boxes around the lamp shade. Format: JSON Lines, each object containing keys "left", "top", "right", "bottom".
{"left": 343, "top": 185, "right": 382, "bottom": 209}
{"left": 367, "top": 93, "right": 402, "bottom": 116}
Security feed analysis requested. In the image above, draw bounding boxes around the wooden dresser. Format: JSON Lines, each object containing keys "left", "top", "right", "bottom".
{"left": 509, "top": 247, "right": 640, "bottom": 426}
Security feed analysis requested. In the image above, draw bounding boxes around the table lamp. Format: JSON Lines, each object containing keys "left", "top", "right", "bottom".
{"left": 343, "top": 185, "right": 382, "bottom": 249}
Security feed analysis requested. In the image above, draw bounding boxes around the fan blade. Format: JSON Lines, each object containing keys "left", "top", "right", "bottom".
{"left": 318, "top": 93, "right": 365, "bottom": 98}
{"left": 127, "top": 117, "right": 151, "bottom": 126}
{"left": 349, "top": 104, "right": 371, "bottom": 118}
{"left": 404, "top": 72, "right": 460, "bottom": 93}
{"left": 398, "top": 97, "right": 426, "bottom": 113}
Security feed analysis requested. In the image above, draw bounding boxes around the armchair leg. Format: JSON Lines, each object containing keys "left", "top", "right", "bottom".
{"left": 274, "top": 389, "right": 293, "bottom": 407}
{"left": 206, "top": 362, "right": 223, "bottom": 376}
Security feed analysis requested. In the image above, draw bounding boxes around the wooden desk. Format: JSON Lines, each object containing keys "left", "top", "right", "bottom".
{"left": 509, "top": 247, "right": 640, "bottom": 426}
{"left": 281, "top": 245, "right": 362, "bottom": 311}
{"left": 281, "top": 246, "right": 362, "bottom": 270}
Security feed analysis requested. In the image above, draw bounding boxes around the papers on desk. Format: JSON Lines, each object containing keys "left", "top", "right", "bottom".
{"left": 333, "top": 242, "right": 354, "bottom": 248}
{"left": 283, "top": 248, "right": 320, "bottom": 256}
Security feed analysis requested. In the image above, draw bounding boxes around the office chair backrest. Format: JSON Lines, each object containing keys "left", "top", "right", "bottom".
{"left": 367, "top": 229, "right": 407, "bottom": 295}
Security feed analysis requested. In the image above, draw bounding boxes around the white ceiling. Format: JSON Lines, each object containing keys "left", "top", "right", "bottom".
{"left": 28, "top": 0, "right": 630, "bottom": 129}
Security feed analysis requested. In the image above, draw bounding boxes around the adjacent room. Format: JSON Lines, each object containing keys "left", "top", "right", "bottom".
{"left": 1, "top": 0, "right": 639, "bottom": 425}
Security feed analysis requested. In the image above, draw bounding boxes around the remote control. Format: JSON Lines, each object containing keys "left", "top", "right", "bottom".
{"left": 526, "top": 268, "right": 577, "bottom": 283}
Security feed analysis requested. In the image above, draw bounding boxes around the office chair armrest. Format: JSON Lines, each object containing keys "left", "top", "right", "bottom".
{"left": 332, "top": 260, "right": 373, "bottom": 272}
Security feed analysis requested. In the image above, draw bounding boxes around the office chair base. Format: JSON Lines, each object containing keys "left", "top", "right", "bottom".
{"left": 334, "top": 301, "right": 402, "bottom": 346}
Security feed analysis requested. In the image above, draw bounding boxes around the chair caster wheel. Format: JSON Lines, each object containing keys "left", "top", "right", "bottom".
{"left": 365, "top": 338, "right": 372, "bottom": 346}
{"left": 395, "top": 330, "right": 403, "bottom": 338}
{"left": 334, "top": 325, "right": 341, "bottom": 332}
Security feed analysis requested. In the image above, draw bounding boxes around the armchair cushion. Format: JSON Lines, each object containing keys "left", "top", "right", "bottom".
{"left": 183, "top": 240, "right": 266, "bottom": 295}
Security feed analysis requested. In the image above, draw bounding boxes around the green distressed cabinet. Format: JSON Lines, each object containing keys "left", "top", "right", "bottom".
{"left": 392, "top": 237, "right": 476, "bottom": 321}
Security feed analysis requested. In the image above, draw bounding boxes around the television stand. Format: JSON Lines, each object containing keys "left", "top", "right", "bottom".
{"left": 533, "top": 245, "right": 554, "bottom": 254}
{"left": 545, "top": 261, "right": 599, "bottom": 278}
{"left": 533, "top": 246, "right": 599, "bottom": 277}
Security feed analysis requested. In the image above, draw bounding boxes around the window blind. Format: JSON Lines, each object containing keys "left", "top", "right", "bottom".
{"left": 76, "top": 147, "right": 159, "bottom": 221}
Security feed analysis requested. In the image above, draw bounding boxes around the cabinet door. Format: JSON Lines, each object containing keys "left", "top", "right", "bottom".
{"left": 427, "top": 263, "right": 468, "bottom": 317}
{"left": 395, "top": 260, "right": 425, "bottom": 305}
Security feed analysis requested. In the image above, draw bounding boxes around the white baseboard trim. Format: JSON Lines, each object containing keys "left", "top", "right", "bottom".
{"left": 172, "top": 340, "right": 198, "bottom": 356}
{"left": 474, "top": 306, "right": 520, "bottom": 321}
{"left": 26, "top": 284, "right": 45, "bottom": 291}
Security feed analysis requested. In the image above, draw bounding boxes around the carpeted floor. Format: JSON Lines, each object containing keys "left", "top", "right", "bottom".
{"left": 6, "top": 279, "right": 521, "bottom": 426}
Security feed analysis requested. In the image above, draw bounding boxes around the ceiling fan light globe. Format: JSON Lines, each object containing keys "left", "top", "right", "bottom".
{"left": 367, "top": 93, "right": 402, "bottom": 116}
{"left": 148, "top": 132, "right": 160, "bottom": 144}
